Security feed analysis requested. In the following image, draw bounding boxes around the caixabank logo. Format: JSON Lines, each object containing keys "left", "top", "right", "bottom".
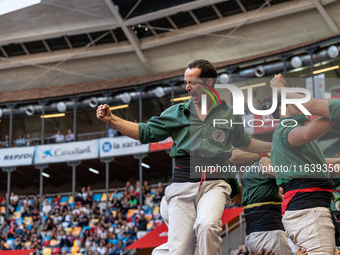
{"left": 43, "top": 149, "right": 53, "bottom": 158}
{"left": 42, "top": 147, "right": 91, "bottom": 159}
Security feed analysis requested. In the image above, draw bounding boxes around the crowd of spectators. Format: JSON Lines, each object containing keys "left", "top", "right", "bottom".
{"left": 1, "top": 129, "right": 75, "bottom": 148}
{"left": 0, "top": 181, "right": 166, "bottom": 254}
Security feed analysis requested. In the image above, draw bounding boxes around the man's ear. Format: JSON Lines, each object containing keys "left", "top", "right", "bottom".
{"left": 206, "top": 78, "right": 213, "bottom": 87}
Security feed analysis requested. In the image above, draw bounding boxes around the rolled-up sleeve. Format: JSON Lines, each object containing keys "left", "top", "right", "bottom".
{"left": 329, "top": 99, "right": 340, "bottom": 122}
{"left": 138, "top": 115, "right": 171, "bottom": 144}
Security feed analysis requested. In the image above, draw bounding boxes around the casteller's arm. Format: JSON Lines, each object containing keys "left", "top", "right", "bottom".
{"left": 270, "top": 74, "right": 330, "bottom": 118}
{"left": 287, "top": 118, "right": 334, "bottom": 146}
{"left": 96, "top": 104, "right": 140, "bottom": 140}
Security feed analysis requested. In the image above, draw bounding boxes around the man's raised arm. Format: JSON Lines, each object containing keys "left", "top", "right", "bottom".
{"left": 96, "top": 104, "right": 140, "bottom": 140}
{"left": 270, "top": 74, "right": 331, "bottom": 119}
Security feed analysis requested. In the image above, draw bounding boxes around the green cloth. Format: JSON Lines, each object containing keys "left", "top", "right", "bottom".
{"left": 331, "top": 179, "right": 340, "bottom": 211}
{"left": 332, "top": 189, "right": 340, "bottom": 211}
{"left": 138, "top": 99, "right": 251, "bottom": 158}
{"left": 139, "top": 99, "right": 250, "bottom": 197}
{"left": 271, "top": 114, "right": 330, "bottom": 186}
{"left": 329, "top": 99, "right": 340, "bottom": 122}
{"left": 241, "top": 162, "right": 279, "bottom": 207}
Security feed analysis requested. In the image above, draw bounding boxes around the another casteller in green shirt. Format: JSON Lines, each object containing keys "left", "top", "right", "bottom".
{"left": 271, "top": 114, "right": 333, "bottom": 212}
{"left": 241, "top": 162, "right": 284, "bottom": 235}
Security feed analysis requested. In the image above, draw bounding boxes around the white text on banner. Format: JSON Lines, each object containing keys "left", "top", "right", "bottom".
{"left": 0, "top": 147, "right": 35, "bottom": 167}
{"left": 100, "top": 137, "right": 149, "bottom": 157}
{"left": 34, "top": 140, "right": 99, "bottom": 164}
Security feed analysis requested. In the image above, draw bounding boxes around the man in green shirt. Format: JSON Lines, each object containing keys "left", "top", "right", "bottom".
{"left": 269, "top": 75, "right": 337, "bottom": 254}
{"left": 241, "top": 161, "right": 293, "bottom": 255}
{"left": 97, "top": 59, "right": 271, "bottom": 255}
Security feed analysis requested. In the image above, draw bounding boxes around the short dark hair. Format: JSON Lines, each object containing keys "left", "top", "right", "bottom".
{"left": 272, "top": 95, "right": 281, "bottom": 119}
{"left": 187, "top": 59, "right": 217, "bottom": 79}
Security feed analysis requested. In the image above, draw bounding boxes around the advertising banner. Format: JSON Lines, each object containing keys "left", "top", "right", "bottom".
{"left": 99, "top": 136, "right": 149, "bottom": 157}
{"left": 34, "top": 140, "right": 99, "bottom": 164}
{"left": 0, "top": 147, "right": 34, "bottom": 167}
{"left": 149, "top": 137, "right": 173, "bottom": 152}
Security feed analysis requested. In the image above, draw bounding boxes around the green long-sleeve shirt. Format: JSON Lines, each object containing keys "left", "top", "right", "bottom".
{"left": 138, "top": 99, "right": 251, "bottom": 159}
{"left": 138, "top": 99, "right": 250, "bottom": 197}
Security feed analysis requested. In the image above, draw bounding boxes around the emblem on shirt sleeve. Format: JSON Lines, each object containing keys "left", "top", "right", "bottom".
{"left": 212, "top": 129, "right": 225, "bottom": 143}
{"left": 336, "top": 201, "right": 340, "bottom": 211}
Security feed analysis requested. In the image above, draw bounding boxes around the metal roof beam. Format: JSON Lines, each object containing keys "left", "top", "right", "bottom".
{"left": 125, "top": 0, "right": 227, "bottom": 26}
{"left": 0, "top": 0, "right": 338, "bottom": 71}
{"left": 0, "top": 22, "right": 118, "bottom": 46}
{"left": 311, "top": 0, "right": 339, "bottom": 34}
{"left": 105, "top": 0, "right": 152, "bottom": 72}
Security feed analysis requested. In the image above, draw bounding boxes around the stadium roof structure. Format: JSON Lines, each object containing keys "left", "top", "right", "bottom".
{"left": 0, "top": 0, "right": 340, "bottom": 95}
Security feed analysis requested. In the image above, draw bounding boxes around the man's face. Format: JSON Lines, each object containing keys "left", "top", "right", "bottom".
{"left": 184, "top": 67, "right": 205, "bottom": 105}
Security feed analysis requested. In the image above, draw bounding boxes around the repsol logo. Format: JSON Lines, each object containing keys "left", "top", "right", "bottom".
{"left": 4, "top": 154, "right": 33, "bottom": 160}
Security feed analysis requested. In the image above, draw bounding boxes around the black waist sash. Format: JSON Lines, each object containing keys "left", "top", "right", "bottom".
{"left": 173, "top": 156, "right": 229, "bottom": 183}
{"left": 244, "top": 196, "right": 284, "bottom": 235}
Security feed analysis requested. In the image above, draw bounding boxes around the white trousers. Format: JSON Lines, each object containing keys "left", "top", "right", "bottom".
{"left": 245, "top": 230, "right": 293, "bottom": 255}
{"left": 152, "top": 180, "right": 231, "bottom": 255}
{"left": 282, "top": 207, "right": 335, "bottom": 255}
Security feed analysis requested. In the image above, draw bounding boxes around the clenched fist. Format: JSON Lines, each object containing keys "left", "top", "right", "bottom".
{"left": 96, "top": 104, "right": 112, "bottom": 123}
{"left": 270, "top": 74, "right": 285, "bottom": 90}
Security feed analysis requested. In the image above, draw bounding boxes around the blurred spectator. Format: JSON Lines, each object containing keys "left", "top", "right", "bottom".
{"left": 112, "top": 240, "right": 124, "bottom": 255}
{"left": 65, "top": 129, "right": 75, "bottom": 142}
{"left": 335, "top": 152, "right": 339, "bottom": 158}
{"left": 32, "top": 195, "right": 39, "bottom": 210}
{"left": 236, "top": 244, "right": 249, "bottom": 255}
{"left": 125, "top": 181, "right": 134, "bottom": 193}
{"left": 42, "top": 200, "right": 52, "bottom": 216}
{"left": 15, "top": 133, "right": 25, "bottom": 147}
{"left": 51, "top": 130, "right": 64, "bottom": 143}
{"left": 76, "top": 187, "right": 87, "bottom": 205}
{"left": 135, "top": 180, "right": 141, "bottom": 194}
{"left": 86, "top": 186, "right": 93, "bottom": 205}
{"left": 143, "top": 181, "right": 151, "bottom": 196}
{"left": 96, "top": 240, "right": 106, "bottom": 255}
{"left": 110, "top": 189, "right": 122, "bottom": 202}
{"left": 10, "top": 192, "right": 18, "bottom": 207}
{"left": 136, "top": 212, "right": 148, "bottom": 240}
{"left": 143, "top": 193, "right": 153, "bottom": 211}
{"left": 52, "top": 199, "right": 61, "bottom": 214}
{"left": 2, "top": 135, "right": 10, "bottom": 148}
{"left": 244, "top": 103, "right": 250, "bottom": 114}
{"left": 108, "top": 127, "right": 121, "bottom": 138}
{"left": 257, "top": 100, "right": 262, "bottom": 110}
{"left": 78, "top": 211, "right": 89, "bottom": 227}
{"left": 157, "top": 182, "right": 164, "bottom": 197}
{"left": 25, "top": 133, "right": 32, "bottom": 146}
{"left": 262, "top": 94, "right": 272, "bottom": 110}
{"left": 153, "top": 190, "right": 162, "bottom": 206}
